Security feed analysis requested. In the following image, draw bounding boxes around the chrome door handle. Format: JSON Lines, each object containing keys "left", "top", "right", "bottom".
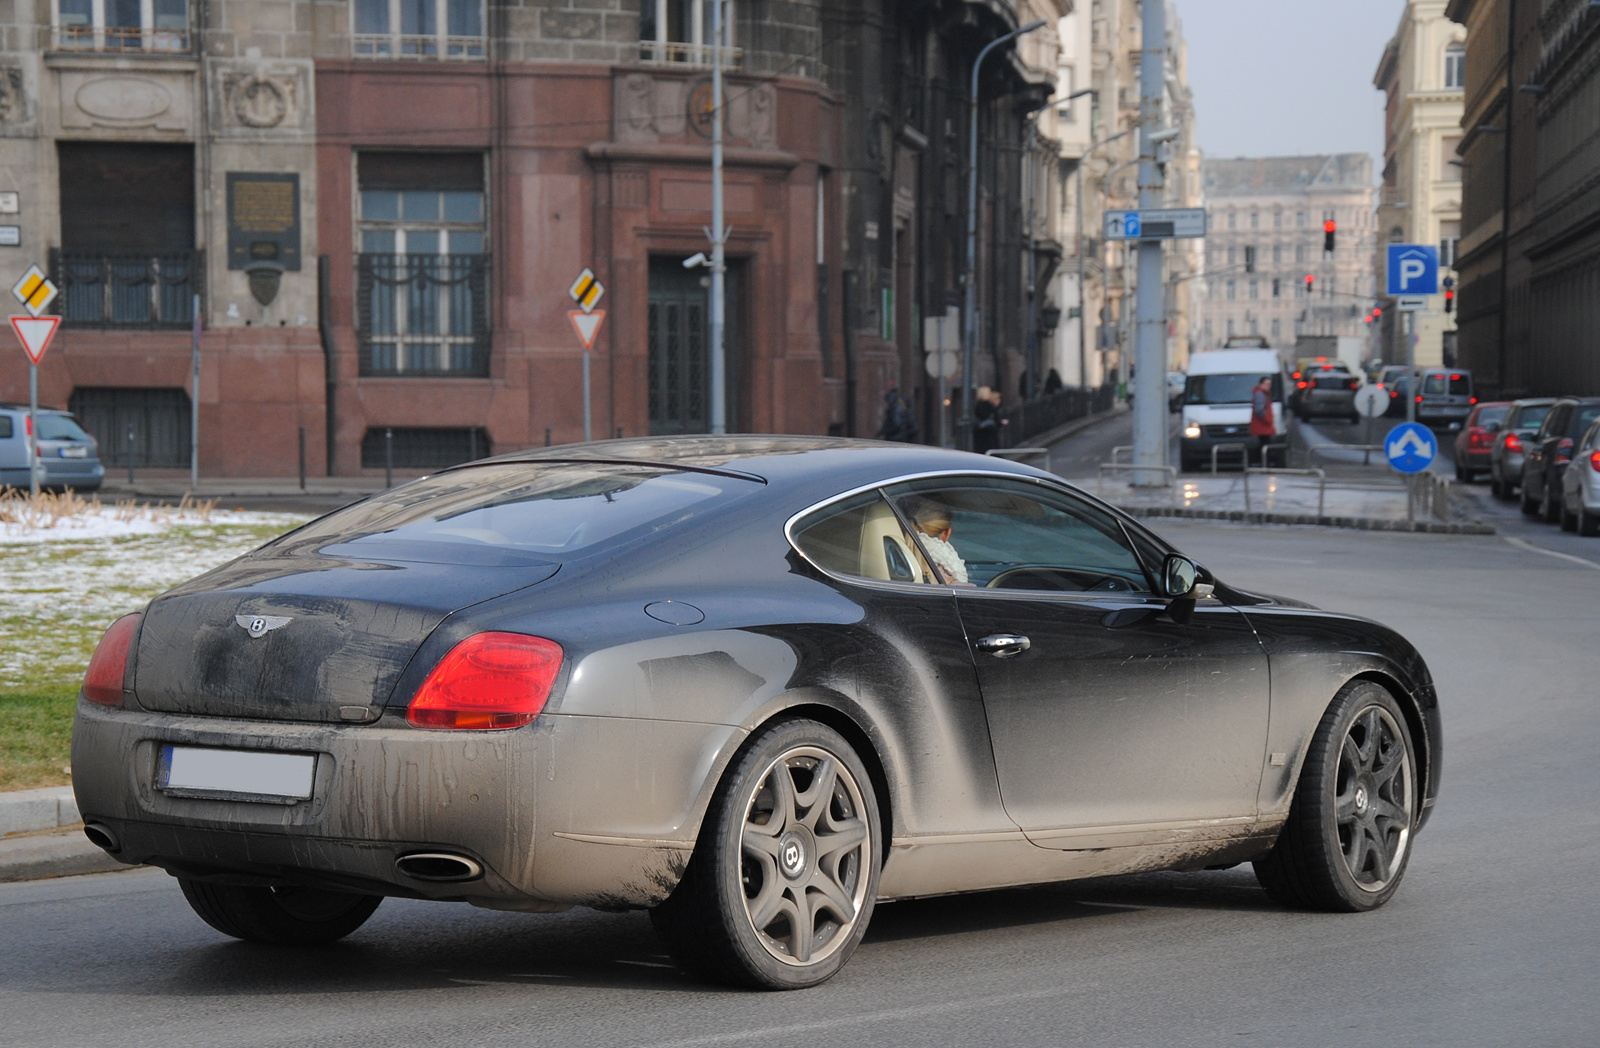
{"left": 976, "top": 634, "right": 1031, "bottom": 658}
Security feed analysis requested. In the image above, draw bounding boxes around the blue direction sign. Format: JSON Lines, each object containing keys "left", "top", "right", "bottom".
{"left": 1385, "top": 421, "right": 1438, "bottom": 475}
{"left": 1386, "top": 244, "right": 1440, "bottom": 296}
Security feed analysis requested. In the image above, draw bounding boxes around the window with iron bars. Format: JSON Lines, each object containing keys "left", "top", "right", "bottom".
{"left": 54, "top": 0, "right": 190, "bottom": 51}
{"left": 357, "top": 187, "right": 489, "bottom": 376}
{"left": 50, "top": 249, "right": 201, "bottom": 328}
{"left": 353, "top": 0, "right": 484, "bottom": 59}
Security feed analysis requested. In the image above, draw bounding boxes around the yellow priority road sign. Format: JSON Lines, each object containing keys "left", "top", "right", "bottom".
{"left": 11, "top": 264, "right": 58, "bottom": 318}
{"left": 568, "top": 268, "right": 604, "bottom": 313}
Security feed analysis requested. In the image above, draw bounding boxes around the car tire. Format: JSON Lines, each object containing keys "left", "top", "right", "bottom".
{"left": 1490, "top": 472, "right": 1505, "bottom": 500}
{"left": 1561, "top": 498, "right": 1578, "bottom": 532}
{"left": 650, "top": 718, "right": 882, "bottom": 990}
{"left": 1521, "top": 478, "right": 1540, "bottom": 516}
{"left": 1454, "top": 462, "right": 1466, "bottom": 482}
{"left": 1579, "top": 503, "right": 1600, "bottom": 537}
{"left": 1253, "top": 680, "right": 1418, "bottom": 913}
{"left": 1542, "top": 486, "right": 1561, "bottom": 524}
{"left": 178, "top": 879, "right": 382, "bottom": 945}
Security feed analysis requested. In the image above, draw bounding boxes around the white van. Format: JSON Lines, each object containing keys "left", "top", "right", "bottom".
{"left": 1178, "top": 349, "right": 1288, "bottom": 471}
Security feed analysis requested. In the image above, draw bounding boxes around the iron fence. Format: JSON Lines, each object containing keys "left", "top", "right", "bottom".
{"left": 1000, "top": 384, "right": 1117, "bottom": 446}
{"left": 357, "top": 253, "right": 491, "bottom": 378}
{"left": 50, "top": 251, "right": 202, "bottom": 329}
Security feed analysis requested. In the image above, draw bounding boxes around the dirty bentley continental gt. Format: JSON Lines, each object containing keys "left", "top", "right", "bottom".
{"left": 72, "top": 437, "right": 1441, "bottom": 989}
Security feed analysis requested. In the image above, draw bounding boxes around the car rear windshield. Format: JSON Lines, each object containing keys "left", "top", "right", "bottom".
{"left": 1514, "top": 404, "right": 1552, "bottom": 431}
{"left": 284, "top": 463, "right": 756, "bottom": 559}
{"left": 1184, "top": 373, "right": 1283, "bottom": 405}
{"left": 35, "top": 415, "right": 91, "bottom": 441}
{"left": 1571, "top": 406, "right": 1600, "bottom": 438}
{"left": 1474, "top": 404, "right": 1510, "bottom": 427}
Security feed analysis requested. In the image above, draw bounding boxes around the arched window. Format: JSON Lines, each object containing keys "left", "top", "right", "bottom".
{"left": 1444, "top": 45, "right": 1465, "bottom": 89}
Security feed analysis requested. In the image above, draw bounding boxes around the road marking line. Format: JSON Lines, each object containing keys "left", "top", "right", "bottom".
{"left": 1501, "top": 535, "right": 1600, "bottom": 572}
{"left": 631, "top": 981, "right": 1095, "bottom": 1047}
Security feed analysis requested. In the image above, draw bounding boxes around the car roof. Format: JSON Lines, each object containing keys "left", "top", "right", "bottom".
{"left": 469, "top": 435, "right": 1052, "bottom": 493}
{"left": 1188, "top": 349, "right": 1283, "bottom": 374}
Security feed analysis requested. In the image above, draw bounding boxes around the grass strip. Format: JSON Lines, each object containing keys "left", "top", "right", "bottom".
{"left": 0, "top": 687, "right": 79, "bottom": 792}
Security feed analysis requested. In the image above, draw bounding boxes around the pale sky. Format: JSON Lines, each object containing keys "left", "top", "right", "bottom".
{"left": 1174, "top": 0, "right": 1405, "bottom": 172}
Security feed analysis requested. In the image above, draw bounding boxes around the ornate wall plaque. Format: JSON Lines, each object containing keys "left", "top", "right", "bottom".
{"left": 227, "top": 172, "right": 301, "bottom": 271}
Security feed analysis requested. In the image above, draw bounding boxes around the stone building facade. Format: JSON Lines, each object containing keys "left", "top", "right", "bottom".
{"left": 1196, "top": 155, "right": 1378, "bottom": 353}
{"left": 1374, "top": 0, "right": 1464, "bottom": 370}
{"left": 1447, "top": 0, "right": 1600, "bottom": 398}
{"left": 0, "top": 0, "right": 1068, "bottom": 475}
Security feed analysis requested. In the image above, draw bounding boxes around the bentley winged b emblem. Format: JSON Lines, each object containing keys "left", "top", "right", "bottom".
{"left": 235, "top": 614, "right": 292, "bottom": 639}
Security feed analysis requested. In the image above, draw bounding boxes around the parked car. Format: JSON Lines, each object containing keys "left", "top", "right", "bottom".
{"left": 1559, "top": 419, "right": 1600, "bottom": 535}
{"left": 1522, "top": 398, "right": 1600, "bottom": 523}
{"left": 0, "top": 405, "right": 105, "bottom": 493}
{"left": 72, "top": 437, "right": 1441, "bottom": 989}
{"left": 1452, "top": 401, "right": 1511, "bottom": 482}
{"left": 1166, "top": 370, "right": 1187, "bottom": 412}
{"left": 1296, "top": 366, "right": 1361, "bottom": 424}
{"left": 1383, "top": 372, "right": 1413, "bottom": 418}
{"left": 1489, "top": 398, "right": 1556, "bottom": 500}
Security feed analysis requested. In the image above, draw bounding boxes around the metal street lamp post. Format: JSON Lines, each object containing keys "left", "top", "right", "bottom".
{"left": 962, "top": 17, "right": 1048, "bottom": 450}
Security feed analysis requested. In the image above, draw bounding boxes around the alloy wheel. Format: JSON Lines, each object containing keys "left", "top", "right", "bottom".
{"left": 739, "top": 746, "right": 871, "bottom": 966}
{"left": 1334, "top": 705, "right": 1414, "bottom": 893}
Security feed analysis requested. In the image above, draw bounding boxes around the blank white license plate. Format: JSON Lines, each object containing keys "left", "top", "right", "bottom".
{"left": 159, "top": 746, "right": 316, "bottom": 801}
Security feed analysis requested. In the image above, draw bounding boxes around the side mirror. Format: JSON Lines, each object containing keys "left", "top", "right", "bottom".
{"left": 1485, "top": 420, "right": 1502, "bottom": 433}
{"left": 1163, "top": 555, "right": 1198, "bottom": 599}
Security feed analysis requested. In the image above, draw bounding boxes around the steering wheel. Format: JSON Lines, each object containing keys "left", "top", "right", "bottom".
{"left": 986, "top": 566, "right": 1132, "bottom": 592}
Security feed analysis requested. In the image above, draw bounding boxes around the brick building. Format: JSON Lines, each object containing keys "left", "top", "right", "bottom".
{"left": 0, "top": 0, "right": 1066, "bottom": 477}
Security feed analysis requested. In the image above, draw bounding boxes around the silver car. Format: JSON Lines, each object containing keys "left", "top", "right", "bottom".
{"left": 1560, "top": 419, "right": 1600, "bottom": 535}
{"left": 1490, "top": 398, "right": 1556, "bottom": 501}
{"left": 0, "top": 406, "right": 105, "bottom": 493}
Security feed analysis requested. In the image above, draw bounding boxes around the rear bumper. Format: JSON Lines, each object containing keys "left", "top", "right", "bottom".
{"left": 1298, "top": 393, "right": 1357, "bottom": 417}
{"left": 71, "top": 699, "right": 739, "bottom": 909}
{"left": 0, "top": 464, "right": 104, "bottom": 489}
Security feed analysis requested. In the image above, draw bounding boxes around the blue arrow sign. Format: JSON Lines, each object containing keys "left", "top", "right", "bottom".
{"left": 1386, "top": 244, "right": 1440, "bottom": 296}
{"left": 1385, "top": 421, "right": 1437, "bottom": 475}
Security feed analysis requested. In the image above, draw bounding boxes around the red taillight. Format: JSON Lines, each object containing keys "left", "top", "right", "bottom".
{"left": 1468, "top": 429, "right": 1489, "bottom": 448}
{"left": 1470, "top": 397, "right": 1478, "bottom": 404}
{"left": 1505, "top": 432, "right": 1523, "bottom": 453}
{"left": 407, "top": 633, "right": 563, "bottom": 731}
{"left": 1297, "top": 380, "right": 1308, "bottom": 389}
{"left": 84, "top": 613, "right": 140, "bottom": 707}
{"left": 1590, "top": 450, "right": 1600, "bottom": 473}
{"left": 1416, "top": 395, "right": 1424, "bottom": 403}
{"left": 1556, "top": 437, "right": 1574, "bottom": 463}
{"left": 1349, "top": 380, "right": 1360, "bottom": 390}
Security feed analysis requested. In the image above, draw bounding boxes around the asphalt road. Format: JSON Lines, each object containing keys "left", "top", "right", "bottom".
{"left": 5, "top": 457, "right": 1599, "bottom": 1046}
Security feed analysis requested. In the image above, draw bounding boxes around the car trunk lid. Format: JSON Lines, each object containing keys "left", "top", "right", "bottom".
{"left": 133, "top": 541, "right": 559, "bottom": 724}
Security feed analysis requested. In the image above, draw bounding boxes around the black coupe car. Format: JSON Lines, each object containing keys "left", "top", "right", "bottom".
{"left": 72, "top": 437, "right": 1440, "bottom": 989}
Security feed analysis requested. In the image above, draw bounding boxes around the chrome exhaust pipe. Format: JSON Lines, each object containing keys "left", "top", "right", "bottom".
{"left": 83, "top": 823, "right": 120, "bottom": 853}
{"left": 394, "top": 852, "right": 484, "bottom": 882}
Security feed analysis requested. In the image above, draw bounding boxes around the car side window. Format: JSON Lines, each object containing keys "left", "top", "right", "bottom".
{"left": 884, "top": 478, "right": 1152, "bottom": 594}
{"left": 791, "top": 490, "right": 936, "bottom": 586}
{"left": 0, "top": 415, "right": 12, "bottom": 440}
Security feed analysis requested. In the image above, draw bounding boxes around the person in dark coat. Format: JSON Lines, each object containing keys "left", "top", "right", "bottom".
{"left": 1044, "top": 368, "right": 1063, "bottom": 394}
{"left": 876, "top": 387, "right": 919, "bottom": 443}
{"left": 972, "top": 385, "right": 999, "bottom": 453}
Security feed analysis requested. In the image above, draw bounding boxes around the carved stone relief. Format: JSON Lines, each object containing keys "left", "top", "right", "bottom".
{"left": 211, "top": 59, "right": 313, "bottom": 137}
{"left": 0, "top": 68, "right": 25, "bottom": 126}
{"left": 613, "top": 72, "right": 775, "bottom": 149}
{"left": 58, "top": 70, "right": 193, "bottom": 133}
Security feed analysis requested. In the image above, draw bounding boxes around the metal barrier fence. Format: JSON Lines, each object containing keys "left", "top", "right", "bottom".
{"left": 1002, "top": 385, "right": 1117, "bottom": 446}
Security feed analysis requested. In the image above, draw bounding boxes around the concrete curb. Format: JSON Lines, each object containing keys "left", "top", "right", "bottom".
{"left": 1118, "top": 505, "right": 1498, "bottom": 534}
{"left": 0, "top": 828, "right": 129, "bottom": 882}
{"left": 0, "top": 786, "right": 80, "bottom": 837}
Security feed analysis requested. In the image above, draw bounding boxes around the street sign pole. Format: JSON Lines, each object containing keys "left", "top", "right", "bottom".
{"left": 1131, "top": 0, "right": 1168, "bottom": 487}
{"left": 708, "top": 0, "right": 727, "bottom": 436}
{"left": 190, "top": 293, "right": 200, "bottom": 490}
{"left": 28, "top": 358, "right": 37, "bottom": 497}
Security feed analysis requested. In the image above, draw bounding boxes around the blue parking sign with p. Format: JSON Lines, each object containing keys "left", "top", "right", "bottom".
{"left": 1387, "top": 244, "right": 1440, "bottom": 296}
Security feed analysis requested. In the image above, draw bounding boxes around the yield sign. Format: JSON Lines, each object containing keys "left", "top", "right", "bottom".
{"left": 10, "top": 314, "right": 60, "bottom": 365}
{"left": 568, "top": 309, "right": 606, "bottom": 350}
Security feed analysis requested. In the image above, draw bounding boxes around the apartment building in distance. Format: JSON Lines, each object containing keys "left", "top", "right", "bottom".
{"left": 0, "top": 0, "right": 1069, "bottom": 475}
{"left": 1374, "top": 0, "right": 1465, "bottom": 369}
{"left": 1050, "top": 0, "right": 1201, "bottom": 387}
{"left": 1197, "top": 155, "right": 1378, "bottom": 353}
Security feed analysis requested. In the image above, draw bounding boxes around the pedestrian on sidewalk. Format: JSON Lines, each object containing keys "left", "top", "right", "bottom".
{"left": 973, "top": 386, "right": 999, "bottom": 454}
{"left": 876, "top": 386, "right": 918, "bottom": 443}
{"left": 1249, "top": 374, "right": 1275, "bottom": 466}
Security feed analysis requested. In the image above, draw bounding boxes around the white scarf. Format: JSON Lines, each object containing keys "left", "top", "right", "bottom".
{"left": 920, "top": 534, "right": 968, "bottom": 584}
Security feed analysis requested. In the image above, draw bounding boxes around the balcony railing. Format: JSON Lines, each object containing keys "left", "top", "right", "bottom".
{"left": 638, "top": 41, "right": 743, "bottom": 69}
{"left": 50, "top": 251, "right": 202, "bottom": 329}
{"left": 357, "top": 253, "right": 491, "bottom": 378}
{"left": 351, "top": 34, "right": 486, "bottom": 59}
{"left": 52, "top": 26, "right": 192, "bottom": 52}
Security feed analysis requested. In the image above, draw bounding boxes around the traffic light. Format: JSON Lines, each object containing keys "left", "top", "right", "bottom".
{"left": 1244, "top": 246, "right": 1256, "bottom": 273}
{"left": 1445, "top": 289, "right": 1455, "bottom": 313}
{"left": 1323, "top": 220, "right": 1337, "bottom": 253}
{"left": 1304, "top": 273, "right": 1315, "bottom": 297}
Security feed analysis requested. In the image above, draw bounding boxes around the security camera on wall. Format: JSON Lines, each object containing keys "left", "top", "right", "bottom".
{"left": 683, "top": 252, "right": 708, "bottom": 269}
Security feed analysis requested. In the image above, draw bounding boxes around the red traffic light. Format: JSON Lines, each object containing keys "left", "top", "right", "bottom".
{"left": 1324, "top": 220, "right": 1337, "bottom": 233}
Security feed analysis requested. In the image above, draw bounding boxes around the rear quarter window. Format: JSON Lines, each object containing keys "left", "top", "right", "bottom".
{"left": 0, "top": 416, "right": 12, "bottom": 439}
